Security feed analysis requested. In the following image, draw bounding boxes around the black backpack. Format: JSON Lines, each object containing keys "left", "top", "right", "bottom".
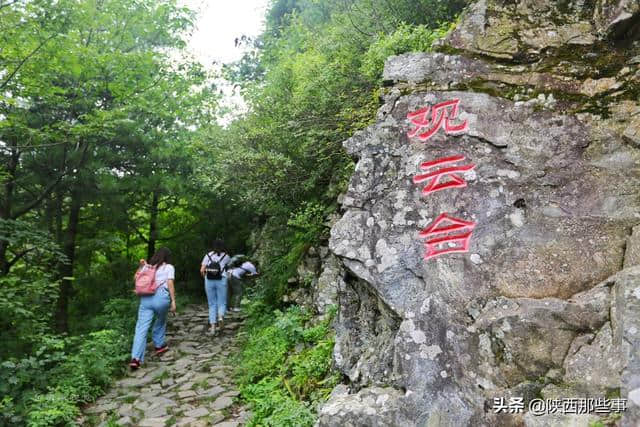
{"left": 205, "top": 252, "right": 227, "bottom": 280}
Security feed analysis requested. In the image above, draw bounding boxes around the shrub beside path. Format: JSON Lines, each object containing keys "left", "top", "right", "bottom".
{"left": 80, "top": 305, "right": 250, "bottom": 426}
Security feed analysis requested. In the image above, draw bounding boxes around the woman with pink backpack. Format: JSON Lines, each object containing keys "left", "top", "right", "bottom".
{"left": 129, "top": 247, "right": 176, "bottom": 370}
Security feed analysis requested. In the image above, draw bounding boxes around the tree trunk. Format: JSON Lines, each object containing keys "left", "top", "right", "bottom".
{"left": 55, "top": 190, "right": 64, "bottom": 243}
{"left": 147, "top": 190, "right": 159, "bottom": 259}
{"left": 55, "top": 182, "right": 82, "bottom": 333}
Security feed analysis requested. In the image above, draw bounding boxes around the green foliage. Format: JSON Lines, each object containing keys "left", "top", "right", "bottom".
{"left": 0, "top": 220, "right": 68, "bottom": 269}
{"left": 217, "top": 0, "right": 463, "bottom": 308}
{"left": 0, "top": 0, "right": 224, "bottom": 332}
{"left": 362, "top": 22, "right": 455, "bottom": 80}
{"left": 26, "top": 389, "right": 80, "bottom": 427}
{"left": 0, "top": 274, "right": 60, "bottom": 357}
{"left": 287, "top": 202, "right": 328, "bottom": 245}
{"left": 236, "top": 305, "right": 337, "bottom": 426}
{"left": 237, "top": 307, "right": 308, "bottom": 383}
{"left": 0, "top": 396, "right": 18, "bottom": 426}
{"left": 88, "top": 298, "right": 139, "bottom": 337}
{"left": 247, "top": 216, "right": 319, "bottom": 306}
{"left": 0, "top": 298, "right": 137, "bottom": 426}
{"left": 242, "top": 378, "right": 315, "bottom": 427}
{"left": 288, "top": 338, "right": 335, "bottom": 397}
{"left": 0, "top": 220, "right": 65, "bottom": 357}
{"left": 0, "top": 0, "right": 465, "bottom": 424}
{"left": 52, "top": 330, "right": 125, "bottom": 397}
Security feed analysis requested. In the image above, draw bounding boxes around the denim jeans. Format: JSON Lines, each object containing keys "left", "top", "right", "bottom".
{"left": 204, "top": 276, "right": 227, "bottom": 324}
{"left": 131, "top": 287, "right": 170, "bottom": 362}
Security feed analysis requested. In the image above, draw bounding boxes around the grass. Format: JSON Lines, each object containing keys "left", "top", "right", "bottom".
{"left": 193, "top": 379, "right": 210, "bottom": 390}
{"left": 154, "top": 370, "right": 171, "bottom": 382}
{"left": 234, "top": 303, "right": 339, "bottom": 426}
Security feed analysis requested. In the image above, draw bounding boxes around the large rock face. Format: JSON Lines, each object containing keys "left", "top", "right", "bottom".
{"left": 443, "top": 0, "right": 639, "bottom": 60}
{"left": 317, "top": 1, "right": 640, "bottom": 426}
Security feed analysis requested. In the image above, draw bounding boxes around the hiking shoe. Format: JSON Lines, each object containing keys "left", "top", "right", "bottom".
{"left": 155, "top": 345, "right": 169, "bottom": 355}
{"left": 208, "top": 324, "right": 216, "bottom": 335}
{"left": 129, "top": 359, "right": 140, "bottom": 370}
{"left": 218, "top": 318, "right": 224, "bottom": 329}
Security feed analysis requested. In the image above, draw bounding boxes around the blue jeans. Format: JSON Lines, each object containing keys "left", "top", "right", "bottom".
{"left": 204, "top": 276, "right": 227, "bottom": 324}
{"left": 131, "top": 287, "right": 170, "bottom": 362}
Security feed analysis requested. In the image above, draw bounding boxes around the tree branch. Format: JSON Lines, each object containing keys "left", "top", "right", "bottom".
{"left": 11, "top": 141, "right": 69, "bottom": 219}
{"left": 132, "top": 226, "right": 149, "bottom": 243}
{"left": 342, "top": 0, "right": 373, "bottom": 37}
{"left": 6, "top": 246, "right": 36, "bottom": 270}
{"left": 0, "top": 32, "right": 58, "bottom": 90}
{"left": 11, "top": 172, "right": 66, "bottom": 219}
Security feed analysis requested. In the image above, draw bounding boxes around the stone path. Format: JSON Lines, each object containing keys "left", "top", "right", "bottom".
{"left": 80, "top": 305, "right": 251, "bottom": 427}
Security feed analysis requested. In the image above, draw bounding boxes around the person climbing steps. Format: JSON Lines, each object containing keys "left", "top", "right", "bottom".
{"left": 129, "top": 247, "right": 177, "bottom": 370}
{"left": 79, "top": 305, "right": 251, "bottom": 426}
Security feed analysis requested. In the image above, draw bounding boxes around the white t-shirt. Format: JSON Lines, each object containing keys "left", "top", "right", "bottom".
{"left": 154, "top": 263, "right": 175, "bottom": 290}
{"left": 231, "top": 261, "right": 257, "bottom": 279}
{"left": 201, "top": 252, "right": 230, "bottom": 269}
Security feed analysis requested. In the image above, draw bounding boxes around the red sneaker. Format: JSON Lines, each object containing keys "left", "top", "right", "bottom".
{"left": 129, "top": 358, "right": 140, "bottom": 370}
{"left": 155, "top": 345, "right": 169, "bottom": 355}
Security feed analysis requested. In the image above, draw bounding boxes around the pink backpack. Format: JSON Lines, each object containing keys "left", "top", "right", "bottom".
{"left": 134, "top": 264, "right": 158, "bottom": 295}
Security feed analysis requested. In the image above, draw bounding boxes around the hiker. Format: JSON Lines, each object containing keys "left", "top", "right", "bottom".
{"left": 200, "top": 239, "right": 231, "bottom": 335}
{"left": 227, "top": 256, "right": 259, "bottom": 312}
{"left": 129, "top": 247, "right": 176, "bottom": 370}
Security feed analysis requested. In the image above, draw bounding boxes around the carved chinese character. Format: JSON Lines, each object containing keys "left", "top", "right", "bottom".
{"left": 413, "top": 155, "right": 475, "bottom": 196}
{"left": 419, "top": 213, "right": 476, "bottom": 260}
{"left": 407, "top": 99, "right": 468, "bottom": 142}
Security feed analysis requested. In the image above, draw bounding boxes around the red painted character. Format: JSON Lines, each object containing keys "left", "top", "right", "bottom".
{"left": 407, "top": 99, "right": 468, "bottom": 142}
{"left": 419, "top": 213, "right": 476, "bottom": 260}
{"left": 413, "top": 155, "right": 475, "bottom": 196}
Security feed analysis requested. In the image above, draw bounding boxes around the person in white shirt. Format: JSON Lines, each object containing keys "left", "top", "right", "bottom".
{"left": 200, "top": 239, "right": 230, "bottom": 335}
{"left": 228, "top": 258, "right": 258, "bottom": 312}
{"left": 129, "top": 247, "right": 176, "bottom": 369}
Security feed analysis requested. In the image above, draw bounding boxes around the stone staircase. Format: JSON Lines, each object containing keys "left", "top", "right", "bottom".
{"left": 80, "top": 305, "right": 250, "bottom": 426}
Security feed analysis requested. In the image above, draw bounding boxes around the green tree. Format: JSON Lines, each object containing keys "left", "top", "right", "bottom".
{"left": 0, "top": 0, "right": 220, "bottom": 330}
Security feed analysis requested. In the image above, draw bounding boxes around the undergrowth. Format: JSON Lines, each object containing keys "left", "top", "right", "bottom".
{"left": 235, "top": 303, "right": 339, "bottom": 427}
{"left": 0, "top": 292, "right": 199, "bottom": 426}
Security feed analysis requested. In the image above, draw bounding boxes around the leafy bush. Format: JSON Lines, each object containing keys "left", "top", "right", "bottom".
{"left": 26, "top": 389, "right": 80, "bottom": 427}
{"left": 0, "top": 297, "right": 140, "bottom": 426}
{"left": 51, "top": 330, "right": 125, "bottom": 399}
{"left": 361, "top": 22, "right": 455, "bottom": 80}
{"left": 236, "top": 305, "right": 337, "bottom": 426}
{"left": 287, "top": 202, "right": 328, "bottom": 246}
{"left": 239, "top": 323, "right": 291, "bottom": 384}
{"left": 237, "top": 307, "right": 308, "bottom": 383}
{"left": 289, "top": 338, "right": 334, "bottom": 397}
{"left": 88, "top": 297, "right": 138, "bottom": 342}
{"left": 0, "top": 219, "right": 67, "bottom": 359}
{"left": 250, "top": 213, "right": 329, "bottom": 306}
{"left": 0, "top": 275, "right": 60, "bottom": 358}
